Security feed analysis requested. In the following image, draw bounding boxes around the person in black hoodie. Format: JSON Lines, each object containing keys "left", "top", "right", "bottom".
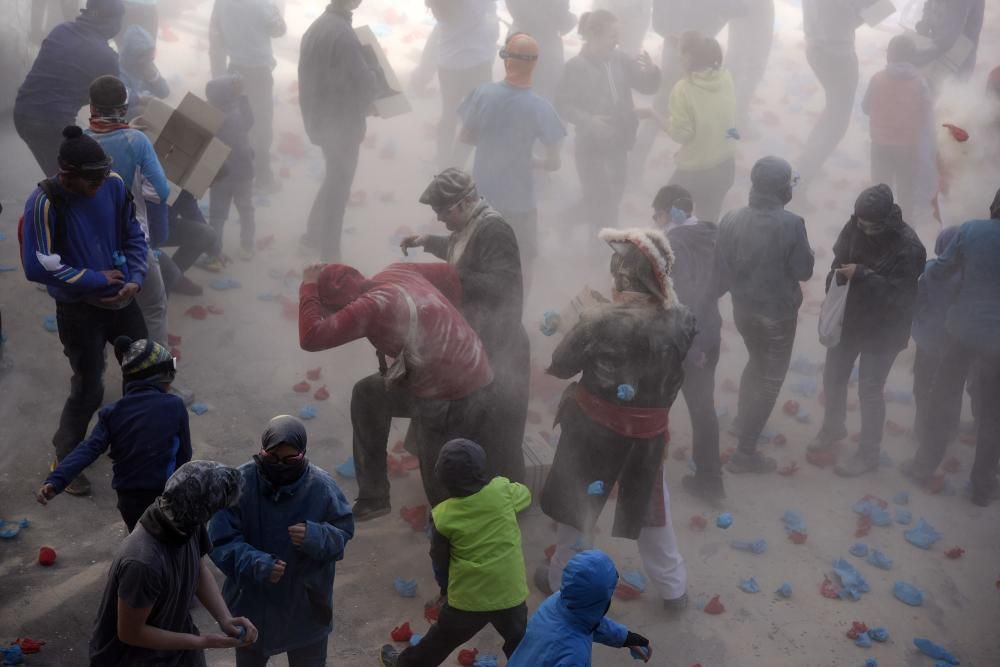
{"left": 653, "top": 184, "right": 724, "bottom": 501}
{"left": 715, "top": 156, "right": 814, "bottom": 474}
{"left": 807, "top": 184, "right": 926, "bottom": 477}
{"left": 557, "top": 9, "right": 661, "bottom": 236}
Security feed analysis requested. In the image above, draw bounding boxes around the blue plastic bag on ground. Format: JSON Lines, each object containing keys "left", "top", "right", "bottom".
{"left": 855, "top": 632, "right": 872, "bottom": 648}
{"left": 913, "top": 638, "right": 959, "bottom": 664}
{"left": 863, "top": 659, "right": 877, "bottom": 667}
{"left": 473, "top": 656, "right": 498, "bottom": 667}
{"left": 731, "top": 539, "right": 768, "bottom": 554}
{"left": 190, "top": 402, "right": 209, "bottom": 415}
{"left": 299, "top": 405, "right": 318, "bottom": 420}
{"left": 904, "top": 519, "right": 941, "bottom": 549}
{"left": 832, "top": 558, "right": 870, "bottom": 600}
{"left": 739, "top": 577, "right": 760, "bottom": 593}
{"left": 850, "top": 543, "right": 869, "bottom": 558}
{"left": 775, "top": 582, "right": 792, "bottom": 598}
{"left": 622, "top": 570, "right": 647, "bottom": 592}
{"left": 587, "top": 480, "right": 605, "bottom": 496}
{"left": 866, "top": 550, "right": 893, "bottom": 570}
{"left": 782, "top": 510, "right": 806, "bottom": 535}
{"left": 894, "top": 581, "right": 923, "bottom": 606}
{"left": 716, "top": 513, "right": 733, "bottom": 529}
{"left": 334, "top": 456, "right": 356, "bottom": 479}
{"left": 394, "top": 577, "right": 418, "bottom": 598}
{"left": 869, "top": 627, "right": 889, "bottom": 643}
{"left": 895, "top": 509, "right": 912, "bottom": 525}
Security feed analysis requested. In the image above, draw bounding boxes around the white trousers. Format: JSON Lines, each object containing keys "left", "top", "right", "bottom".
{"left": 547, "top": 467, "right": 688, "bottom": 600}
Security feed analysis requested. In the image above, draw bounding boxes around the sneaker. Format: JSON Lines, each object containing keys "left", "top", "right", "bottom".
{"left": 534, "top": 564, "right": 553, "bottom": 596}
{"left": 379, "top": 644, "right": 400, "bottom": 667}
{"left": 899, "top": 458, "right": 932, "bottom": 486}
{"left": 196, "top": 256, "right": 225, "bottom": 273}
{"left": 681, "top": 474, "right": 726, "bottom": 502}
{"left": 725, "top": 451, "right": 777, "bottom": 474}
{"left": 239, "top": 246, "right": 256, "bottom": 262}
{"left": 352, "top": 498, "right": 391, "bottom": 522}
{"left": 834, "top": 451, "right": 879, "bottom": 478}
{"left": 806, "top": 432, "right": 845, "bottom": 453}
{"left": 172, "top": 275, "right": 204, "bottom": 296}
{"left": 662, "top": 592, "right": 689, "bottom": 614}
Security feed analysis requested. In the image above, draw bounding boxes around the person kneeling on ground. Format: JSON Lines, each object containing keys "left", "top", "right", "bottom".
{"left": 508, "top": 550, "right": 652, "bottom": 666}
{"left": 37, "top": 336, "right": 189, "bottom": 531}
{"left": 380, "top": 439, "right": 531, "bottom": 666}
{"left": 89, "top": 461, "right": 257, "bottom": 665}
{"left": 210, "top": 415, "right": 354, "bottom": 666}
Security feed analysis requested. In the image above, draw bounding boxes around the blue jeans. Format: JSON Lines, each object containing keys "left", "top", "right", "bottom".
{"left": 235, "top": 637, "right": 328, "bottom": 667}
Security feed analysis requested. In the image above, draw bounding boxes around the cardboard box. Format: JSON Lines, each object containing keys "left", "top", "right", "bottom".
{"left": 140, "top": 93, "right": 231, "bottom": 204}
{"left": 860, "top": 0, "right": 896, "bottom": 27}
{"left": 356, "top": 25, "right": 411, "bottom": 119}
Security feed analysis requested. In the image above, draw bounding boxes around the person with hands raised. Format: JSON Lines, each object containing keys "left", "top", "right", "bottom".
{"left": 210, "top": 415, "right": 355, "bottom": 666}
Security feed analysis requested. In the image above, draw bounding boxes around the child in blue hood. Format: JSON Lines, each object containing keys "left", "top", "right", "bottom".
{"left": 508, "top": 550, "right": 652, "bottom": 666}
{"left": 206, "top": 74, "right": 257, "bottom": 261}
{"left": 118, "top": 24, "right": 170, "bottom": 121}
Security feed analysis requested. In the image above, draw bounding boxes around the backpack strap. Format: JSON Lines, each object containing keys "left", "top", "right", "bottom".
{"left": 37, "top": 178, "right": 67, "bottom": 255}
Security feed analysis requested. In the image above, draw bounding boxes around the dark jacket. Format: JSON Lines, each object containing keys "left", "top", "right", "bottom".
{"left": 557, "top": 49, "right": 660, "bottom": 151}
{"left": 206, "top": 76, "right": 255, "bottom": 183}
{"left": 666, "top": 220, "right": 722, "bottom": 359}
{"left": 423, "top": 202, "right": 525, "bottom": 359}
{"left": 911, "top": 227, "right": 960, "bottom": 351}
{"left": 45, "top": 382, "right": 191, "bottom": 493}
{"left": 15, "top": 13, "right": 121, "bottom": 123}
{"left": 716, "top": 158, "right": 815, "bottom": 319}
{"left": 914, "top": 0, "right": 985, "bottom": 76}
{"left": 802, "top": 0, "right": 877, "bottom": 53}
{"left": 925, "top": 214, "right": 1000, "bottom": 356}
{"left": 652, "top": 0, "right": 736, "bottom": 39}
{"left": 508, "top": 550, "right": 628, "bottom": 667}
{"left": 209, "top": 463, "right": 354, "bottom": 655}
{"left": 298, "top": 6, "right": 378, "bottom": 146}
{"left": 827, "top": 208, "right": 926, "bottom": 353}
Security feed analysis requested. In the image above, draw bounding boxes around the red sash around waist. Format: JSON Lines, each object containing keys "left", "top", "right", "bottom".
{"left": 573, "top": 384, "right": 670, "bottom": 439}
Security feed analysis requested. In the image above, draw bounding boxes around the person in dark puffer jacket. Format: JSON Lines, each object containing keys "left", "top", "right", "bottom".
{"left": 808, "top": 184, "right": 926, "bottom": 477}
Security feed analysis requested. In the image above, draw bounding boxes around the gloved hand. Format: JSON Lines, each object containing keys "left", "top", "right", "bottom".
{"left": 624, "top": 632, "right": 649, "bottom": 648}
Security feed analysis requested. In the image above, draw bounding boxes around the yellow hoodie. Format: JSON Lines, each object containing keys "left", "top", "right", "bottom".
{"left": 666, "top": 67, "right": 737, "bottom": 171}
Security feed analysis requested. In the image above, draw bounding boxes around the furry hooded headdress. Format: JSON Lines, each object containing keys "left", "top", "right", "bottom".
{"left": 598, "top": 227, "right": 677, "bottom": 307}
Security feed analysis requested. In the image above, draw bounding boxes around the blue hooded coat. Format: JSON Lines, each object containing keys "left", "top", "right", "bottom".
{"left": 209, "top": 462, "right": 354, "bottom": 655}
{"left": 508, "top": 550, "right": 628, "bottom": 666}
{"left": 118, "top": 25, "right": 170, "bottom": 120}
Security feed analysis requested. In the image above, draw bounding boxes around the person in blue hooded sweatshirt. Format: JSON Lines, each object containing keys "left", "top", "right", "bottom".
{"left": 15, "top": 0, "right": 125, "bottom": 176}
{"left": 118, "top": 24, "right": 170, "bottom": 121}
{"left": 508, "top": 550, "right": 652, "bottom": 666}
{"left": 209, "top": 415, "right": 355, "bottom": 666}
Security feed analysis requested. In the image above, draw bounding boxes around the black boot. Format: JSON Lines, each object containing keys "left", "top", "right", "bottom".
{"left": 352, "top": 498, "right": 391, "bottom": 522}
{"left": 681, "top": 474, "right": 726, "bottom": 502}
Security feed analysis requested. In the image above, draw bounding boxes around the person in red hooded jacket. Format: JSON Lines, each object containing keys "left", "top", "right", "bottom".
{"left": 299, "top": 261, "right": 494, "bottom": 519}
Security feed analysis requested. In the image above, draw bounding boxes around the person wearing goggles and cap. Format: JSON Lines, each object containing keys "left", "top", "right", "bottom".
{"left": 210, "top": 415, "right": 355, "bottom": 666}
{"left": 22, "top": 124, "right": 149, "bottom": 497}
{"left": 457, "top": 32, "right": 566, "bottom": 287}
{"left": 37, "top": 336, "right": 188, "bottom": 530}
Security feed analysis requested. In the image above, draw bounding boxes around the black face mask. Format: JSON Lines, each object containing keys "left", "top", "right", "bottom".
{"left": 254, "top": 454, "right": 308, "bottom": 487}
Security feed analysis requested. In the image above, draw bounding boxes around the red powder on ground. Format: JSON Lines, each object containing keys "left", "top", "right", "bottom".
{"left": 704, "top": 595, "right": 725, "bottom": 614}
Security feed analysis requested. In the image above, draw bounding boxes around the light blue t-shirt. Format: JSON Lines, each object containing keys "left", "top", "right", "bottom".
{"left": 458, "top": 81, "right": 566, "bottom": 213}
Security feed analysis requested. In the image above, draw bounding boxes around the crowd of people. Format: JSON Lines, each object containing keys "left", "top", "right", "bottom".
{"left": 4, "top": 0, "right": 999, "bottom": 664}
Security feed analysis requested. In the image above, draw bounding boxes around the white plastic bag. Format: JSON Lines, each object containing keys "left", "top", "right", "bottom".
{"left": 818, "top": 279, "right": 850, "bottom": 348}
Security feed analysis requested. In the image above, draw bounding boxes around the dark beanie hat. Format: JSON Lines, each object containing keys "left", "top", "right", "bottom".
{"left": 58, "top": 126, "right": 111, "bottom": 172}
{"left": 435, "top": 439, "right": 489, "bottom": 497}
{"left": 419, "top": 168, "right": 477, "bottom": 209}
{"left": 90, "top": 75, "right": 128, "bottom": 109}
{"left": 86, "top": 0, "right": 126, "bottom": 15}
{"left": 261, "top": 415, "right": 308, "bottom": 453}
{"left": 854, "top": 184, "right": 895, "bottom": 221}
{"left": 114, "top": 336, "right": 176, "bottom": 383}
